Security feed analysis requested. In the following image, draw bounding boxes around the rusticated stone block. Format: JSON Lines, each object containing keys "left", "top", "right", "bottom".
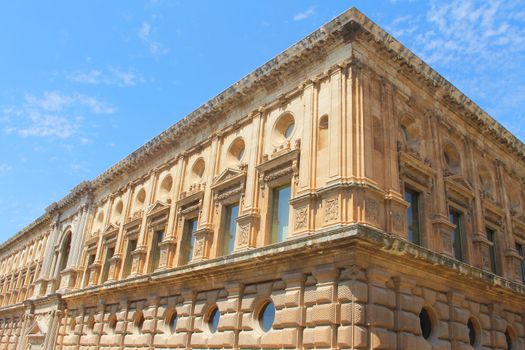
{"left": 219, "top": 312, "right": 237, "bottom": 330}
{"left": 241, "top": 294, "right": 256, "bottom": 311}
{"left": 308, "top": 303, "right": 336, "bottom": 325}
{"left": 399, "top": 294, "right": 423, "bottom": 314}
{"left": 369, "top": 286, "right": 396, "bottom": 308}
{"left": 208, "top": 331, "right": 235, "bottom": 347}
{"left": 367, "top": 305, "right": 394, "bottom": 329}
{"left": 338, "top": 280, "right": 368, "bottom": 303}
{"left": 397, "top": 310, "right": 419, "bottom": 334}
{"left": 451, "top": 306, "right": 469, "bottom": 323}
{"left": 435, "top": 301, "right": 450, "bottom": 320}
{"left": 260, "top": 328, "right": 298, "bottom": 348}
{"left": 450, "top": 322, "right": 468, "bottom": 343}
{"left": 315, "top": 285, "right": 334, "bottom": 303}
{"left": 303, "top": 325, "right": 332, "bottom": 347}
{"left": 274, "top": 307, "right": 303, "bottom": 327}
{"left": 304, "top": 286, "right": 316, "bottom": 305}
{"left": 370, "top": 327, "right": 396, "bottom": 349}
{"left": 340, "top": 302, "right": 366, "bottom": 325}
{"left": 176, "top": 316, "right": 192, "bottom": 331}
{"left": 99, "top": 334, "right": 120, "bottom": 346}
{"left": 337, "top": 325, "right": 368, "bottom": 348}
{"left": 284, "top": 290, "right": 301, "bottom": 307}
{"left": 238, "top": 330, "right": 260, "bottom": 347}
{"left": 141, "top": 319, "right": 155, "bottom": 333}
{"left": 437, "top": 320, "right": 450, "bottom": 339}
{"left": 241, "top": 313, "right": 253, "bottom": 330}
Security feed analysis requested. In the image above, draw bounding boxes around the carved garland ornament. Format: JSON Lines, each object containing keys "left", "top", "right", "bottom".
{"left": 239, "top": 224, "right": 250, "bottom": 246}
{"left": 365, "top": 198, "right": 379, "bottom": 223}
{"left": 295, "top": 207, "right": 308, "bottom": 230}
{"left": 193, "top": 236, "right": 204, "bottom": 258}
{"left": 324, "top": 198, "right": 339, "bottom": 222}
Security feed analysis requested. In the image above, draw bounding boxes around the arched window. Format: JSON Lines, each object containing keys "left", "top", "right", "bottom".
{"left": 192, "top": 158, "right": 206, "bottom": 181}
{"left": 273, "top": 112, "right": 295, "bottom": 143}
{"left": 228, "top": 137, "right": 246, "bottom": 164}
{"left": 159, "top": 175, "right": 173, "bottom": 202}
{"left": 58, "top": 233, "right": 72, "bottom": 273}
{"left": 443, "top": 144, "right": 461, "bottom": 176}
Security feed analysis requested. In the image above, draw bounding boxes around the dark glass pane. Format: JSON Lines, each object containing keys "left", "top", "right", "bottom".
{"left": 122, "top": 239, "right": 137, "bottom": 278}
{"left": 259, "top": 302, "right": 275, "bottom": 332}
{"left": 517, "top": 244, "right": 525, "bottom": 283}
{"left": 449, "top": 210, "right": 463, "bottom": 261}
{"left": 486, "top": 229, "right": 498, "bottom": 274}
{"left": 505, "top": 330, "right": 513, "bottom": 350}
{"left": 271, "top": 185, "right": 291, "bottom": 244}
{"left": 419, "top": 308, "right": 432, "bottom": 339}
{"left": 170, "top": 313, "right": 178, "bottom": 333}
{"left": 468, "top": 319, "right": 476, "bottom": 346}
{"left": 208, "top": 308, "right": 220, "bottom": 333}
{"left": 222, "top": 204, "right": 239, "bottom": 255}
{"left": 100, "top": 247, "right": 114, "bottom": 283}
{"left": 405, "top": 188, "right": 421, "bottom": 245}
{"left": 182, "top": 219, "right": 198, "bottom": 264}
{"left": 150, "top": 231, "right": 164, "bottom": 271}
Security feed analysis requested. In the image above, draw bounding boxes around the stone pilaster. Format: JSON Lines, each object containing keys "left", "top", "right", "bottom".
{"left": 366, "top": 267, "right": 396, "bottom": 349}
{"left": 303, "top": 265, "right": 339, "bottom": 348}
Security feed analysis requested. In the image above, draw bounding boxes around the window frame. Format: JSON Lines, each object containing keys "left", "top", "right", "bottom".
{"left": 449, "top": 207, "right": 465, "bottom": 262}
{"left": 404, "top": 186, "right": 422, "bottom": 245}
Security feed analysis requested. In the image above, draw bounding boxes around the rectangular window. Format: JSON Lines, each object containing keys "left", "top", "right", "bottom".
{"left": 404, "top": 188, "right": 421, "bottom": 245}
{"left": 222, "top": 204, "right": 239, "bottom": 256}
{"left": 122, "top": 239, "right": 137, "bottom": 278}
{"left": 100, "top": 247, "right": 114, "bottom": 283}
{"left": 181, "top": 218, "right": 198, "bottom": 265}
{"left": 486, "top": 228, "right": 498, "bottom": 274}
{"left": 149, "top": 231, "right": 164, "bottom": 272}
{"left": 449, "top": 210, "right": 464, "bottom": 261}
{"left": 517, "top": 244, "right": 525, "bottom": 284}
{"left": 84, "top": 254, "right": 95, "bottom": 286}
{"left": 270, "top": 184, "right": 291, "bottom": 244}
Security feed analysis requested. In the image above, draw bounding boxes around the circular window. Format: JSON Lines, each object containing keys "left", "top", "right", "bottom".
{"left": 192, "top": 158, "right": 206, "bottom": 179}
{"left": 443, "top": 145, "right": 461, "bottom": 175}
{"left": 86, "top": 315, "right": 95, "bottom": 334}
{"left": 168, "top": 311, "right": 178, "bottom": 334}
{"left": 258, "top": 301, "right": 275, "bottom": 332}
{"left": 505, "top": 328, "right": 514, "bottom": 350}
{"left": 114, "top": 200, "right": 123, "bottom": 216}
{"left": 319, "top": 115, "right": 329, "bottom": 130}
{"left": 228, "top": 138, "right": 245, "bottom": 163}
{"left": 97, "top": 211, "right": 104, "bottom": 224}
{"left": 274, "top": 112, "right": 295, "bottom": 142}
{"left": 134, "top": 312, "right": 145, "bottom": 334}
{"left": 207, "top": 307, "right": 220, "bottom": 333}
{"left": 419, "top": 308, "right": 432, "bottom": 339}
{"left": 69, "top": 318, "right": 77, "bottom": 333}
{"left": 467, "top": 318, "right": 477, "bottom": 346}
{"left": 108, "top": 314, "right": 117, "bottom": 333}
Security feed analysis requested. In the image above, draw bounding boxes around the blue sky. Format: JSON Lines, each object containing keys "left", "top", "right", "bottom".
{"left": 1, "top": 1, "right": 525, "bottom": 242}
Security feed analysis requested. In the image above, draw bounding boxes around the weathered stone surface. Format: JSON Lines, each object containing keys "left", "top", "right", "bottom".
{"left": 0, "top": 6, "right": 524, "bottom": 350}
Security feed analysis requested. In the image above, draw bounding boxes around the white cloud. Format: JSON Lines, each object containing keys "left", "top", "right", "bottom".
{"left": 0, "top": 164, "right": 13, "bottom": 176}
{"left": 387, "top": 0, "right": 525, "bottom": 141}
{"left": 138, "top": 21, "right": 169, "bottom": 56}
{"left": 1, "top": 91, "right": 116, "bottom": 139}
{"left": 68, "top": 66, "right": 143, "bottom": 87}
{"left": 293, "top": 6, "right": 316, "bottom": 21}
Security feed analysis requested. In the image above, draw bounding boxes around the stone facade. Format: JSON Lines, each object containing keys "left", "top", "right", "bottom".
{"left": 1, "top": 7, "right": 524, "bottom": 350}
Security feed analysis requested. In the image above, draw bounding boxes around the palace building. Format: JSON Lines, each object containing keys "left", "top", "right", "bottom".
{"left": 1, "top": 7, "right": 524, "bottom": 350}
